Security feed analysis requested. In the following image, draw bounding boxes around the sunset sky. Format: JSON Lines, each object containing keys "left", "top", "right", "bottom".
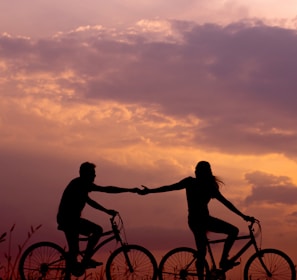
{"left": 1, "top": 0, "right": 297, "bottom": 278}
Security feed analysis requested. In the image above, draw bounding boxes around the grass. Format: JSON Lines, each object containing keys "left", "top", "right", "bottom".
{"left": 0, "top": 224, "right": 42, "bottom": 280}
{"left": 0, "top": 225, "right": 108, "bottom": 280}
{"left": 0, "top": 225, "right": 149, "bottom": 280}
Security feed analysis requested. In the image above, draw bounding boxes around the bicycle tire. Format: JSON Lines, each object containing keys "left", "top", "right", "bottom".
{"left": 105, "top": 244, "right": 158, "bottom": 280}
{"left": 244, "top": 248, "right": 296, "bottom": 280}
{"left": 19, "top": 241, "right": 68, "bottom": 280}
{"left": 159, "top": 247, "right": 210, "bottom": 280}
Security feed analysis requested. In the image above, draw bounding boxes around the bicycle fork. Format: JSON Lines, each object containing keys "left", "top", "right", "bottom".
{"left": 122, "top": 246, "right": 134, "bottom": 273}
{"left": 250, "top": 231, "right": 273, "bottom": 278}
{"left": 254, "top": 251, "right": 272, "bottom": 277}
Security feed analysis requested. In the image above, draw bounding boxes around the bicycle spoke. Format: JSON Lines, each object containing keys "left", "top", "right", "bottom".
{"left": 159, "top": 247, "right": 208, "bottom": 280}
{"left": 244, "top": 249, "right": 296, "bottom": 280}
{"left": 106, "top": 245, "right": 157, "bottom": 280}
{"left": 19, "top": 242, "right": 67, "bottom": 280}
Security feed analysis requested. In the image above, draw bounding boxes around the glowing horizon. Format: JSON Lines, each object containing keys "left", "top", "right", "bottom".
{"left": 1, "top": 1, "right": 297, "bottom": 279}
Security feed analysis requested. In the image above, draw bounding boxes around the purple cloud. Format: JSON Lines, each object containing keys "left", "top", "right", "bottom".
{"left": 1, "top": 20, "right": 297, "bottom": 158}
{"left": 245, "top": 171, "right": 297, "bottom": 205}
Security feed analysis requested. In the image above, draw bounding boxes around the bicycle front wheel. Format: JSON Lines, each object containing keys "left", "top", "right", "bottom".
{"left": 105, "top": 244, "right": 158, "bottom": 280}
{"left": 19, "top": 241, "right": 68, "bottom": 280}
{"left": 244, "top": 248, "right": 296, "bottom": 280}
{"left": 159, "top": 247, "right": 210, "bottom": 280}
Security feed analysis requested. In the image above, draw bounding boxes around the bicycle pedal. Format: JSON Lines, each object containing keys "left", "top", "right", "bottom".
{"left": 210, "top": 269, "right": 226, "bottom": 280}
{"left": 71, "top": 263, "right": 85, "bottom": 277}
{"left": 83, "top": 259, "right": 103, "bottom": 268}
{"left": 220, "top": 260, "right": 240, "bottom": 271}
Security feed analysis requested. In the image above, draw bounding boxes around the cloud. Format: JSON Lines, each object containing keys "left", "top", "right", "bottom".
{"left": 286, "top": 211, "right": 297, "bottom": 225}
{"left": 245, "top": 171, "right": 297, "bottom": 205}
{"left": 1, "top": 20, "right": 297, "bottom": 162}
{"left": 3, "top": 0, "right": 296, "bottom": 38}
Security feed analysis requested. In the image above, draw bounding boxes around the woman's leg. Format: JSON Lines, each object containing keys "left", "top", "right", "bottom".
{"left": 189, "top": 221, "right": 208, "bottom": 280}
{"left": 207, "top": 216, "right": 239, "bottom": 269}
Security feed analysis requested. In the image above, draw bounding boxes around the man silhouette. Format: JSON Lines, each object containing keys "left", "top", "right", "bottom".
{"left": 57, "top": 162, "right": 139, "bottom": 273}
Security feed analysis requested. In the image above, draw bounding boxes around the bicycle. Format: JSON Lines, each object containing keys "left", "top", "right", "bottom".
{"left": 19, "top": 213, "right": 158, "bottom": 280}
{"left": 159, "top": 219, "right": 296, "bottom": 280}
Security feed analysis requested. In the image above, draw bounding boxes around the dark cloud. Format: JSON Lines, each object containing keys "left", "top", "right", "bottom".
{"left": 1, "top": 20, "right": 297, "bottom": 158}
{"left": 245, "top": 171, "right": 297, "bottom": 205}
{"left": 286, "top": 211, "right": 297, "bottom": 225}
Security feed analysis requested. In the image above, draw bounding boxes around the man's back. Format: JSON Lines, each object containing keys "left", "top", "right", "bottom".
{"left": 57, "top": 177, "right": 89, "bottom": 227}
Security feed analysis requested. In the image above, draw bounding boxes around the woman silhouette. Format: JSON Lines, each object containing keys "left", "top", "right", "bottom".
{"left": 140, "top": 161, "right": 253, "bottom": 280}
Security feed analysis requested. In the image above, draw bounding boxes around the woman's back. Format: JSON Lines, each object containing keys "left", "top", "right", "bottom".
{"left": 185, "top": 176, "right": 219, "bottom": 221}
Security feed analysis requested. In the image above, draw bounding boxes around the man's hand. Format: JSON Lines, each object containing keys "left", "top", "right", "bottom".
{"left": 136, "top": 185, "right": 150, "bottom": 195}
{"left": 107, "top": 209, "right": 118, "bottom": 216}
{"left": 243, "top": 215, "right": 255, "bottom": 222}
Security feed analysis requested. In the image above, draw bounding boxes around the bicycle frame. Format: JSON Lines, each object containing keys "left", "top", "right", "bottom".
{"left": 19, "top": 213, "right": 159, "bottom": 280}
{"left": 80, "top": 214, "right": 157, "bottom": 277}
{"left": 207, "top": 221, "right": 261, "bottom": 271}
{"left": 159, "top": 219, "right": 295, "bottom": 280}
{"left": 79, "top": 215, "right": 125, "bottom": 258}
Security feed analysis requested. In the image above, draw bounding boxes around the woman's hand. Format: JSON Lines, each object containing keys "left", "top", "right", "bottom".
{"left": 136, "top": 185, "right": 150, "bottom": 195}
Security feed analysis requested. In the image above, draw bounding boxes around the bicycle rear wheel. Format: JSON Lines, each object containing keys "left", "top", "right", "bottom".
{"left": 19, "top": 241, "right": 68, "bottom": 280}
{"left": 105, "top": 244, "right": 158, "bottom": 280}
{"left": 159, "top": 247, "right": 210, "bottom": 280}
{"left": 244, "top": 248, "right": 296, "bottom": 280}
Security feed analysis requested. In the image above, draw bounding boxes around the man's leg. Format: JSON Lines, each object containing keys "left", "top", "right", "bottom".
{"left": 207, "top": 216, "right": 239, "bottom": 269}
{"left": 63, "top": 229, "right": 79, "bottom": 268}
{"left": 79, "top": 218, "right": 103, "bottom": 265}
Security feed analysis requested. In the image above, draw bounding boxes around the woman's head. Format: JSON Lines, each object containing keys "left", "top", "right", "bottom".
{"left": 195, "top": 161, "right": 223, "bottom": 188}
{"left": 195, "top": 161, "right": 213, "bottom": 178}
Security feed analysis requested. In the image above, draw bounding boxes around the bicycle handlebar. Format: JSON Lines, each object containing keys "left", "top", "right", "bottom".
{"left": 248, "top": 218, "right": 262, "bottom": 240}
{"left": 248, "top": 217, "right": 260, "bottom": 227}
{"left": 110, "top": 212, "right": 119, "bottom": 222}
{"left": 109, "top": 212, "right": 128, "bottom": 243}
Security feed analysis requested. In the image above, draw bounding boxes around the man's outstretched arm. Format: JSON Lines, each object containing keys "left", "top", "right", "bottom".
{"left": 91, "top": 184, "right": 139, "bottom": 194}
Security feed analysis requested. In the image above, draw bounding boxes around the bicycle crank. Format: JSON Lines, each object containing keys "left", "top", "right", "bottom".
{"left": 210, "top": 268, "right": 226, "bottom": 280}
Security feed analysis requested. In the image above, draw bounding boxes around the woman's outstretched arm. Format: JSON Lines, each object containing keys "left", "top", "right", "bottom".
{"left": 140, "top": 178, "right": 188, "bottom": 194}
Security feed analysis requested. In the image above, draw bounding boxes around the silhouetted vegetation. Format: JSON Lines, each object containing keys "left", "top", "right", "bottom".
{"left": 0, "top": 224, "right": 41, "bottom": 280}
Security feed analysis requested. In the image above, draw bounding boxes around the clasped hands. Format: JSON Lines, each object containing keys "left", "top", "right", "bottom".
{"left": 131, "top": 185, "right": 150, "bottom": 195}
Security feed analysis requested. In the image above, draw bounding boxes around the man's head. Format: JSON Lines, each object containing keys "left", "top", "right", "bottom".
{"left": 79, "top": 162, "right": 96, "bottom": 182}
